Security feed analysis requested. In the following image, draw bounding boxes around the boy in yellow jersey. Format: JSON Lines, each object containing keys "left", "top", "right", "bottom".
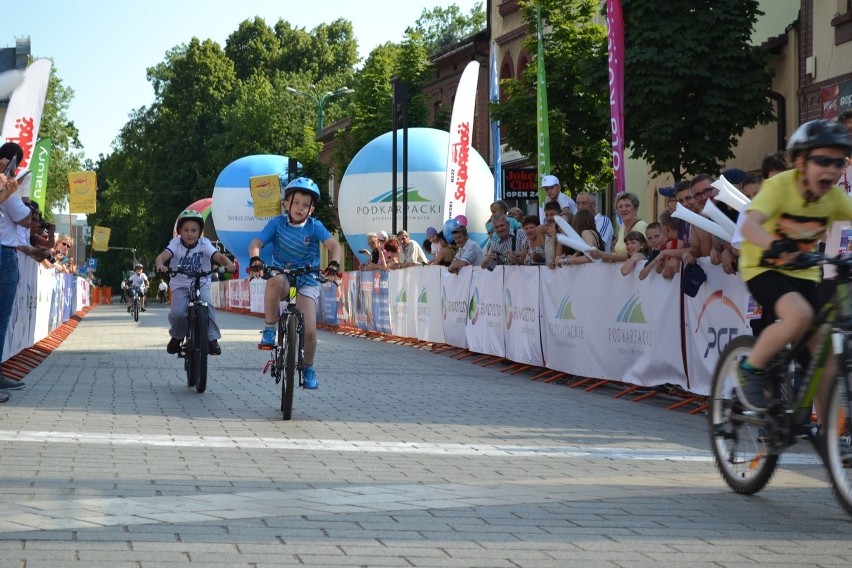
{"left": 738, "top": 120, "right": 852, "bottom": 416}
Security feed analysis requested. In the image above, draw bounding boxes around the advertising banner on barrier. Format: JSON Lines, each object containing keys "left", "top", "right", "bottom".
{"left": 371, "top": 270, "right": 391, "bottom": 334}
{"left": 356, "top": 271, "right": 374, "bottom": 330}
{"left": 416, "top": 266, "right": 446, "bottom": 344}
{"left": 540, "top": 264, "right": 682, "bottom": 386}
{"left": 466, "top": 266, "right": 506, "bottom": 357}
{"left": 319, "top": 281, "right": 339, "bottom": 325}
{"left": 441, "top": 266, "right": 472, "bottom": 349}
{"left": 337, "top": 271, "right": 355, "bottom": 327}
{"left": 389, "top": 268, "right": 417, "bottom": 338}
{"left": 683, "top": 259, "right": 751, "bottom": 396}
{"left": 504, "top": 266, "right": 543, "bottom": 367}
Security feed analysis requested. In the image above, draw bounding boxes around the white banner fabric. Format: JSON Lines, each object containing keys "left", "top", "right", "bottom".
{"left": 388, "top": 268, "right": 417, "bottom": 338}
{"left": 416, "top": 266, "right": 446, "bottom": 344}
{"left": 465, "top": 266, "right": 506, "bottom": 357}
{"left": 1, "top": 59, "right": 52, "bottom": 169}
{"left": 503, "top": 266, "right": 543, "bottom": 367}
{"left": 682, "top": 258, "right": 752, "bottom": 396}
{"left": 441, "top": 266, "right": 472, "bottom": 349}
{"left": 442, "top": 60, "right": 480, "bottom": 222}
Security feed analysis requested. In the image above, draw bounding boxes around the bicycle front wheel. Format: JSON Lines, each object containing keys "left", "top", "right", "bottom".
{"left": 193, "top": 306, "right": 209, "bottom": 393}
{"left": 823, "top": 375, "right": 852, "bottom": 516}
{"left": 281, "top": 314, "right": 298, "bottom": 420}
{"left": 133, "top": 298, "right": 139, "bottom": 322}
{"left": 709, "top": 335, "right": 779, "bottom": 495}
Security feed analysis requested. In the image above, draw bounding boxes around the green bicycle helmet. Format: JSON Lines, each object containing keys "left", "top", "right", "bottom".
{"left": 176, "top": 209, "right": 205, "bottom": 231}
{"left": 283, "top": 177, "right": 320, "bottom": 204}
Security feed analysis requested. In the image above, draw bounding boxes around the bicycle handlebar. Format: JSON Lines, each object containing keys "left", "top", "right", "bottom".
{"left": 167, "top": 267, "right": 224, "bottom": 278}
{"left": 783, "top": 252, "right": 852, "bottom": 275}
{"left": 261, "top": 265, "right": 330, "bottom": 284}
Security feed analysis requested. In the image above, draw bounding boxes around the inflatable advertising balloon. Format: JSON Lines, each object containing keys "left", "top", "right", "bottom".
{"left": 337, "top": 127, "right": 493, "bottom": 259}
{"left": 211, "top": 155, "right": 292, "bottom": 275}
{"left": 173, "top": 197, "right": 213, "bottom": 237}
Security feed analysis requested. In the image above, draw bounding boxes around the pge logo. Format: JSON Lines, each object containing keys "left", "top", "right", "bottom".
{"left": 694, "top": 290, "right": 746, "bottom": 357}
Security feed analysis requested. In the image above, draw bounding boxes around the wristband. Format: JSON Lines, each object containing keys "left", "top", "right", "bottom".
{"left": 249, "top": 256, "right": 263, "bottom": 266}
{"left": 327, "top": 260, "right": 340, "bottom": 271}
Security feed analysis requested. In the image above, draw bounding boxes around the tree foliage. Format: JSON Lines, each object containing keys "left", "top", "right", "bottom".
{"left": 490, "top": 0, "right": 611, "bottom": 194}
{"left": 622, "top": 0, "right": 774, "bottom": 181}
{"left": 406, "top": 2, "right": 487, "bottom": 55}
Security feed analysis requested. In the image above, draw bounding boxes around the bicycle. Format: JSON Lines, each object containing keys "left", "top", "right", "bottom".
{"left": 127, "top": 286, "right": 143, "bottom": 322}
{"left": 709, "top": 252, "right": 852, "bottom": 516}
{"left": 168, "top": 267, "right": 221, "bottom": 393}
{"left": 259, "top": 265, "right": 330, "bottom": 420}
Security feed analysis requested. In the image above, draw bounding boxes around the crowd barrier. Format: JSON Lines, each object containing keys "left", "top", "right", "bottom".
{"left": 210, "top": 259, "right": 753, "bottom": 397}
{"left": 2, "top": 252, "right": 90, "bottom": 364}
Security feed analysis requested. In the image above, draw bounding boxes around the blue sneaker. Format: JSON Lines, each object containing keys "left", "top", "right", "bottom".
{"left": 303, "top": 366, "right": 318, "bottom": 389}
{"left": 258, "top": 327, "right": 276, "bottom": 350}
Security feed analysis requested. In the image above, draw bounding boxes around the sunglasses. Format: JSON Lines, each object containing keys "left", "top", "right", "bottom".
{"left": 58, "top": 242, "right": 70, "bottom": 248}
{"left": 808, "top": 155, "right": 848, "bottom": 169}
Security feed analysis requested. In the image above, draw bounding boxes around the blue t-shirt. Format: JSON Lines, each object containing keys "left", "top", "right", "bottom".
{"left": 257, "top": 215, "right": 332, "bottom": 287}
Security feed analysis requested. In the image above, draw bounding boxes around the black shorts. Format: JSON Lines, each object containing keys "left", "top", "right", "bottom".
{"left": 746, "top": 270, "right": 819, "bottom": 319}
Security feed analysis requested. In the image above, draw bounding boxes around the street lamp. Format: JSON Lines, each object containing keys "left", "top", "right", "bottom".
{"left": 285, "top": 85, "right": 354, "bottom": 136}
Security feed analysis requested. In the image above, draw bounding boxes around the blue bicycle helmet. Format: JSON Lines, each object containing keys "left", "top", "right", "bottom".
{"left": 787, "top": 119, "right": 852, "bottom": 159}
{"left": 283, "top": 177, "right": 321, "bottom": 204}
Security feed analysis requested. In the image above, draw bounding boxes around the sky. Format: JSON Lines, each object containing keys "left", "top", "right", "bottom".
{"left": 8, "top": 0, "right": 483, "bottom": 162}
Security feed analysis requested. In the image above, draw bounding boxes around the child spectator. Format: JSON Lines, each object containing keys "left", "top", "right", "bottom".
{"left": 620, "top": 230, "right": 650, "bottom": 276}
{"left": 638, "top": 222, "right": 665, "bottom": 280}
{"left": 155, "top": 210, "right": 235, "bottom": 356}
{"left": 247, "top": 177, "right": 342, "bottom": 390}
{"left": 554, "top": 209, "right": 605, "bottom": 266}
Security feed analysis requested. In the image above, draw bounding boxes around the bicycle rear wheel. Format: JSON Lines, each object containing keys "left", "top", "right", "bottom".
{"left": 280, "top": 314, "right": 298, "bottom": 420}
{"left": 193, "top": 306, "right": 209, "bottom": 393}
{"left": 709, "top": 335, "right": 779, "bottom": 495}
{"left": 823, "top": 375, "right": 852, "bottom": 516}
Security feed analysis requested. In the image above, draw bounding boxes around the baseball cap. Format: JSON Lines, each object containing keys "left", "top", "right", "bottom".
{"left": 658, "top": 185, "right": 676, "bottom": 198}
{"left": 540, "top": 174, "right": 560, "bottom": 188}
{"left": 451, "top": 225, "right": 467, "bottom": 235}
{"left": 377, "top": 230, "right": 388, "bottom": 241}
{"left": 681, "top": 263, "right": 707, "bottom": 298}
{"left": 721, "top": 168, "right": 747, "bottom": 185}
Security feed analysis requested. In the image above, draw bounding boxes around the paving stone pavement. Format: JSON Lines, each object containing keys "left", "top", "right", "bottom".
{"left": 0, "top": 301, "right": 848, "bottom": 567}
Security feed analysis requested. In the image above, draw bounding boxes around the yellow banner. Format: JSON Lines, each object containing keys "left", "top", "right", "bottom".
{"left": 91, "top": 225, "right": 111, "bottom": 252}
{"left": 249, "top": 174, "right": 281, "bottom": 217}
{"left": 68, "top": 171, "right": 97, "bottom": 213}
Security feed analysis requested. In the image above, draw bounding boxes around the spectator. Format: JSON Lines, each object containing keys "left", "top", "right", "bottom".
{"left": 638, "top": 222, "right": 666, "bottom": 280}
{"left": 48, "top": 235, "right": 74, "bottom": 273}
{"left": 538, "top": 174, "right": 577, "bottom": 224}
{"left": 576, "top": 191, "right": 614, "bottom": 252}
{"left": 612, "top": 192, "right": 648, "bottom": 258}
{"left": 158, "top": 278, "right": 169, "bottom": 304}
{"left": 507, "top": 207, "right": 524, "bottom": 223}
{"left": 554, "top": 209, "right": 605, "bottom": 266}
{"left": 429, "top": 230, "right": 454, "bottom": 266}
{"left": 383, "top": 236, "right": 400, "bottom": 269}
{"left": 620, "top": 230, "right": 651, "bottom": 276}
{"left": 120, "top": 278, "right": 128, "bottom": 303}
{"left": 761, "top": 151, "right": 792, "bottom": 180}
{"left": 658, "top": 186, "right": 678, "bottom": 214}
{"left": 0, "top": 141, "right": 30, "bottom": 393}
{"left": 678, "top": 178, "right": 717, "bottom": 265}
{"left": 521, "top": 215, "right": 546, "bottom": 265}
{"left": 482, "top": 214, "right": 528, "bottom": 270}
{"left": 16, "top": 198, "right": 53, "bottom": 263}
{"left": 395, "top": 230, "right": 428, "bottom": 267}
{"left": 362, "top": 232, "right": 387, "bottom": 271}
{"left": 447, "top": 225, "right": 484, "bottom": 274}
{"left": 377, "top": 230, "right": 388, "bottom": 246}
{"left": 838, "top": 109, "right": 852, "bottom": 192}
{"left": 538, "top": 201, "right": 562, "bottom": 266}
{"left": 486, "top": 200, "right": 522, "bottom": 243}
{"left": 656, "top": 210, "right": 686, "bottom": 279}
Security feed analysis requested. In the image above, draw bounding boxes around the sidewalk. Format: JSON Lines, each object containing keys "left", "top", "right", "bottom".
{"left": 0, "top": 302, "right": 846, "bottom": 567}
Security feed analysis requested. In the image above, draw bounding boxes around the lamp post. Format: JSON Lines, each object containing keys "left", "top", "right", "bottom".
{"left": 285, "top": 85, "right": 354, "bottom": 136}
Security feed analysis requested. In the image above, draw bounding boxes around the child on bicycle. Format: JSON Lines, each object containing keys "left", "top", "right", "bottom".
{"left": 127, "top": 263, "right": 150, "bottom": 312}
{"left": 154, "top": 210, "right": 235, "bottom": 356}
{"left": 247, "top": 176, "right": 342, "bottom": 390}
{"left": 738, "top": 120, "right": 852, "bottom": 414}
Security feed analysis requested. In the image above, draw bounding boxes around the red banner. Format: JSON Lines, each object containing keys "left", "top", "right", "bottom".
{"left": 607, "top": 0, "right": 625, "bottom": 197}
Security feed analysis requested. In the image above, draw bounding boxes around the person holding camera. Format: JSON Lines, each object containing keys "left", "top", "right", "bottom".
{"left": 481, "top": 214, "right": 527, "bottom": 271}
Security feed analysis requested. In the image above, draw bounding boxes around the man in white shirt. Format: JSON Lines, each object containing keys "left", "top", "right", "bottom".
{"left": 395, "top": 230, "right": 428, "bottom": 267}
{"left": 575, "top": 192, "right": 614, "bottom": 252}
{"left": 538, "top": 174, "right": 577, "bottom": 223}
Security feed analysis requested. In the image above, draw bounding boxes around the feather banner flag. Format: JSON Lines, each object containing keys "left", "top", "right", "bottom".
{"left": 535, "top": 5, "right": 551, "bottom": 208}
{"left": 1, "top": 59, "right": 52, "bottom": 172}
{"left": 607, "top": 0, "right": 626, "bottom": 197}
{"left": 443, "top": 60, "right": 480, "bottom": 222}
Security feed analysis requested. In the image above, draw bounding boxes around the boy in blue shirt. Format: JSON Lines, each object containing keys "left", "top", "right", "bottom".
{"left": 247, "top": 177, "right": 342, "bottom": 389}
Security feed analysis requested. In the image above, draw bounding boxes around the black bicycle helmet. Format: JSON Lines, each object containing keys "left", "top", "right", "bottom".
{"left": 787, "top": 119, "right": 852, "bottom": 159}
{"left": 283, "top": 177, "right": 320, "bottom": 204}
{"left": 176, "top": 209, "right": 205, "bottom": 231}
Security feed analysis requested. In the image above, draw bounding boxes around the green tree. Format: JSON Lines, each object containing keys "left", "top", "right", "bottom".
{"left": 622, "top": 0, "right": 774, "bottom": 181}
{"left": 490, "top": 0, "right": 611, "bottom": 194}
{"left": 406, "top": 2, "right": 486, "bottom": 55}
